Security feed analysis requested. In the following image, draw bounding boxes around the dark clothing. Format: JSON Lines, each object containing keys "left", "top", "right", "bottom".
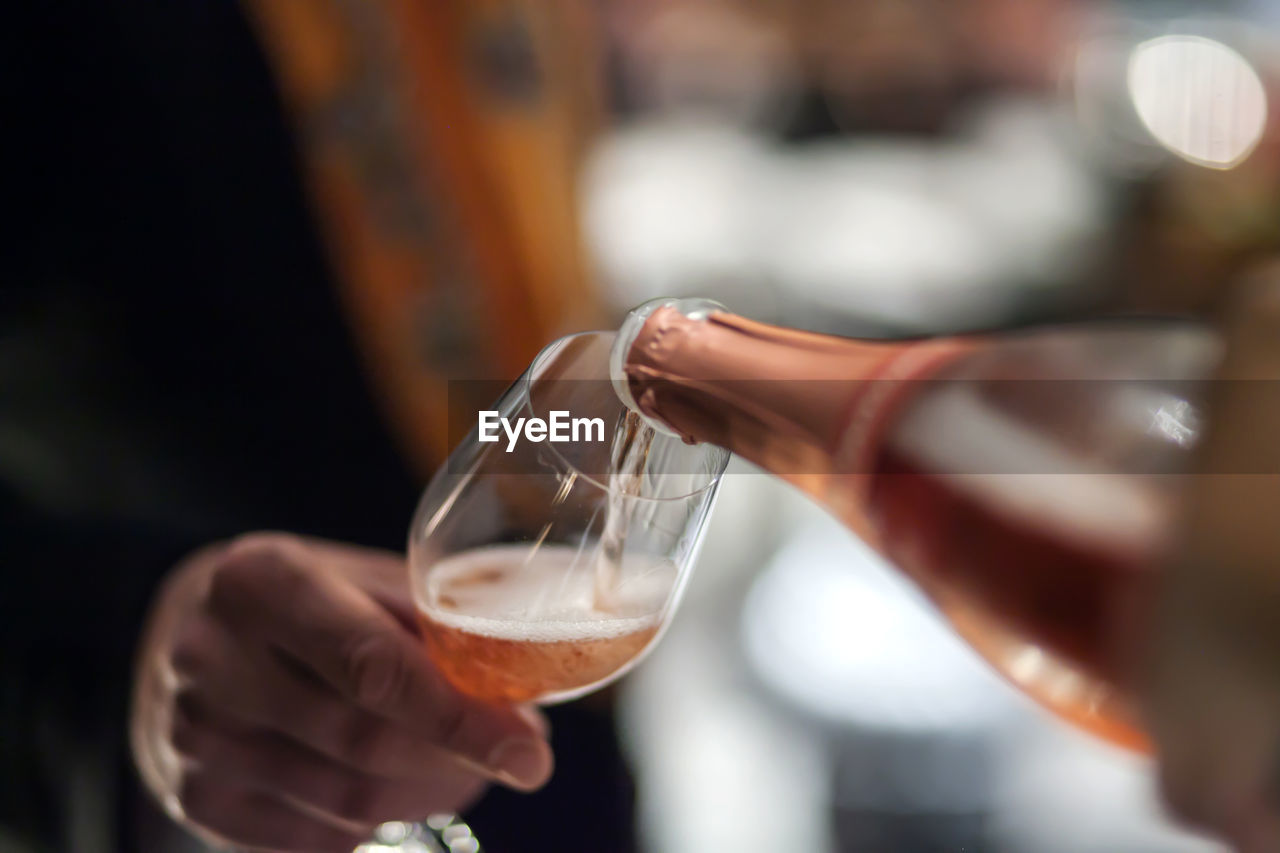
{"left": 3, "top": 4, "right": 635, "bottom": 851}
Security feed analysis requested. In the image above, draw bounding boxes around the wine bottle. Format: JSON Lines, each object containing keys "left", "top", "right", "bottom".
{"left": 611, "top": 298, "right": 1222, "bottom": 747}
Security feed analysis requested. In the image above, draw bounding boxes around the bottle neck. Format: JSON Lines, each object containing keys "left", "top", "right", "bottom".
{"left": 621, "top": 307, "right": 971, "bottom": 481}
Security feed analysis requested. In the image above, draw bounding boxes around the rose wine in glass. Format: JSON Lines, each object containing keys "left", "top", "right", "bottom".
{"left": 409, "top": 332, "right": 727, "bottom": 701}
{"left": 612, "top": 298, "right": 1221, "bottom": 747}
{"left": 416, "top": 543, "right": 667, "bottom": 704}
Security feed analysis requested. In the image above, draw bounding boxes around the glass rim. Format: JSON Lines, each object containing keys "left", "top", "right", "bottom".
{"left": 517, "top": 330, "right": 729, "bottom": 503}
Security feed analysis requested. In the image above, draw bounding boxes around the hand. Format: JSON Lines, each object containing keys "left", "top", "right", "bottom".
{"left": 130, "top": 533, "right": 553, "bottom": 853}
{"left": 1144, "top": 267, "right": 1280, "bottom": 853}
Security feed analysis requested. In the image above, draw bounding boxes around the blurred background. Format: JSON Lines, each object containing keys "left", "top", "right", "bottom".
{"left": 588, "top": 2, "right": 1273, "bottom": 850}
{"left": 582, "top": 1, "right": 1275, "bottom": 850}
{"left": 8, "top": 0, "right": 1280, "bottom": 850}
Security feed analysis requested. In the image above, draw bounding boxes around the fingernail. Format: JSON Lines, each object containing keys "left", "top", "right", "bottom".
{"left": 486, "top": 738, "right": 552, "bottom": 790}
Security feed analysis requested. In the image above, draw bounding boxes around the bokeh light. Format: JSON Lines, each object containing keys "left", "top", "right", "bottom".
{"left": 1128, "top": 35, "right": 1268, "bottom": 169}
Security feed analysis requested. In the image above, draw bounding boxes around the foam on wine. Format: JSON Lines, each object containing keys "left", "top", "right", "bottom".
{"left": 417, "top": 544, "right": 673, "bottom": 702}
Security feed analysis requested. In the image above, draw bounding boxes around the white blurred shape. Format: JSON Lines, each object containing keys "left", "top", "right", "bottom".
{"left": 1128, "top": 36, "right": 1268, "bottom": 169}
{"left": 741, "top": 514, "right": 1013, "bottom": 737}
{"left": 582, "top": 121, "right": 767, "bottom": 310}
{"left": 741, "top": 515, "right": 1017, "bottom": 822}
{"left": 760, "top": 147, "right": 1000, "bottom": 329}
{"left": 582, "top": 99, "right": 1101, "bottom": 332}
{"left": 991, "top": 717, "right": 1224, "bottom": 853}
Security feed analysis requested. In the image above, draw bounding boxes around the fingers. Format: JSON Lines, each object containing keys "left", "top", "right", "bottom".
{"left": 203, "top": 535, "right": 551, "bottom": 784}
{"left": 170, "top": 616, "right": 464, "bottom": 781}
{"left": 170, "top": 701, "right": 487, "bottom": 825}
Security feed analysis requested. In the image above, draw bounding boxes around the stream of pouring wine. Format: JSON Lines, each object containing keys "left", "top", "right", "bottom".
{"left": 594, "top": 409, "right": 656, "bottom": 612}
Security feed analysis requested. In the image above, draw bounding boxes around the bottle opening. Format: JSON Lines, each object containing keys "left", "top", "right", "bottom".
{"left": 609, "top": 297, "right": 729, "bottom": 440}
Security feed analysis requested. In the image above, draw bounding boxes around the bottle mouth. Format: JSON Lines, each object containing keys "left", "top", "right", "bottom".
{"left": 609, "top": 297, "right": 729, "bottom": 440}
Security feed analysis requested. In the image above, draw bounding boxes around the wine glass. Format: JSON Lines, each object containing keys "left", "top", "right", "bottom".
{"left": 361, "top": 330, "right": 729, "bottom": 851}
